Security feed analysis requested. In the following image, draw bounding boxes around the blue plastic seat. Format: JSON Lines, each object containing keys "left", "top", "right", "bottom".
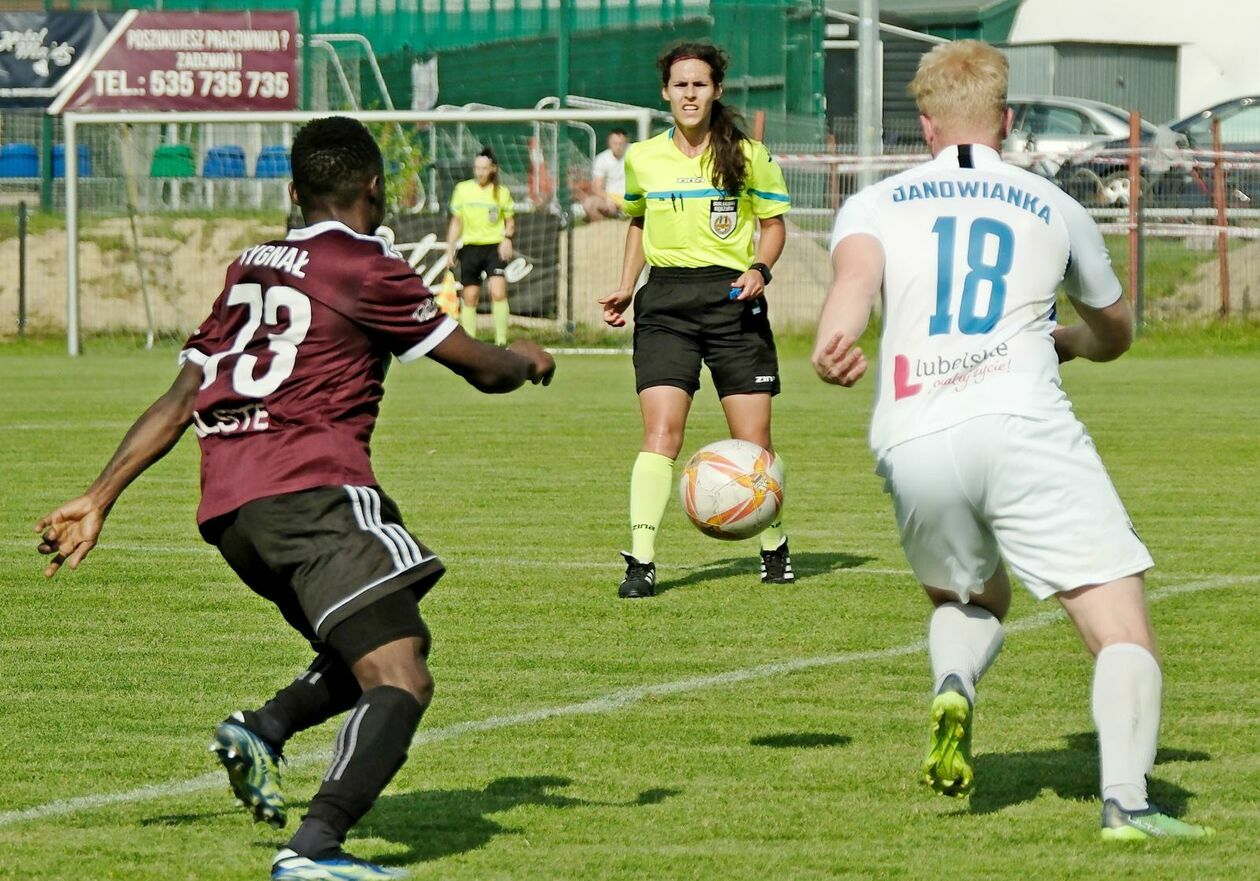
{"left": 0, "top": 143, "right": 38, "bottom": 177}
{"left": 255, "top": 144, "right": 290, "bottom": 178}
{"left": 53, "top": 143, "right": 92, "bottom": 177}
{"left": 204, "top": 145, "right": 246, "bottom": 178}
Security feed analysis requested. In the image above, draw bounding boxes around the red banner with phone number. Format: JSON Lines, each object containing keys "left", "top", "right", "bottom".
{"left": 56, "top": 10, "right": 297, "bottom": 112}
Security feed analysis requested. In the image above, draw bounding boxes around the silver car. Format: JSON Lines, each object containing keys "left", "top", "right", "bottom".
{"left": 1004, "top": 95, "right": 1164, "bottom": 176}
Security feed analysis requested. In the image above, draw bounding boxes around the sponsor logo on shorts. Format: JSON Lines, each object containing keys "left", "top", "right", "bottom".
{"left": 755, "top": 375, "right": 776, "bottom": 384}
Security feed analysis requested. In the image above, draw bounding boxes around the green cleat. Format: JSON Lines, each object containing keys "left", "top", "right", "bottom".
{"left": 271, "top": 848, "right": 408, "bottom": 880}
{"left": 1100, "top": 800, "right": 1216, "bottom": 841}
{"left": 210, "top": 716, "right": 286, "bottom": 828}
{"left": 920, "top": 685, "right": 974, "bottom": 798}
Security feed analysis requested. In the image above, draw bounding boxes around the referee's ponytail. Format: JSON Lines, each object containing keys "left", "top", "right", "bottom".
{"left": 658, "top": 42, "right": 749, "bottom": 197}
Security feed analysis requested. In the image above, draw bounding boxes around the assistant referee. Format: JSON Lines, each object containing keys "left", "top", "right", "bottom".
{"left": 446, "top": 147, "right": 515, "bottom": 345}
{"left": 599, "top": 41, "right": 793, "bottom": 599}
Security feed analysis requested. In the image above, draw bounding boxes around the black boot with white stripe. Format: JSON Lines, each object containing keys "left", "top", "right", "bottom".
{"left": 760, "top": 539, "right": 795, "bottom": 584}
{"left": 617, "top": 551, "right": 657, "bottom": 599}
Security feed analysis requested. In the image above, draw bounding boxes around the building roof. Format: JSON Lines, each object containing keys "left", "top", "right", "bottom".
{"left": 826, "top": 0, "right": 1020, "bottom": 24}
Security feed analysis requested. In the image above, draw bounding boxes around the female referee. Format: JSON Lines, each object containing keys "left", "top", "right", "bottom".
{"left": 599, "top": 42, "right": 792, "bottom": 599}
{"left": 446, "top": 147, "right": 515, "bottom": 345}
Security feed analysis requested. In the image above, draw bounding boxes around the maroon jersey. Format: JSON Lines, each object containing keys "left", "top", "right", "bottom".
{"left": 180, "top": 220, "right": 456, "bottom": 525}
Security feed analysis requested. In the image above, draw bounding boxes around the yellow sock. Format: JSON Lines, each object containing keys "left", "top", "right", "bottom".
{"left": 460, "top": 304, "right": 477, "bottom": 338}
{"left": 760, "top": 455, "right": 787, "bottom": 551}
{"left": 492, "top": 299, "right": 510, "bottom": 346}
{"left": 630, "top": 451, "right": 674, "bottom": 563}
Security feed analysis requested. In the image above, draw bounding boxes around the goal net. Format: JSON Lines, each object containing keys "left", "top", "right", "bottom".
{"left": 59, "top": 107, "right": 652, "bottom": 353}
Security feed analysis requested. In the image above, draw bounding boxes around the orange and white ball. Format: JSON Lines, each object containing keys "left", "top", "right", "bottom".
{"left": 679, "top": 439, "right": 784, "bottom": 541}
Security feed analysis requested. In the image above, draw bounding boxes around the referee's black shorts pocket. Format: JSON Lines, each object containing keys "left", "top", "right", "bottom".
{"left": 703, "top": 301, "right": 781, "bottom": 399}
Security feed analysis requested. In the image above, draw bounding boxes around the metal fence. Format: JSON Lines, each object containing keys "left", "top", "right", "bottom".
{"left": 768, "top": 118, "right": 1260, "bottom": 327}
{"left": 3, "top": 109, "right": 1255, "bottom": 343}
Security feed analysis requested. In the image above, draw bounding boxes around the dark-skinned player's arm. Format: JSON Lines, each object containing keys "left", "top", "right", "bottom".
{"left": 427, "top": 326, "right": 555, "bottom": 393}
{"left": 35, "top": 361, "right": 202, "bottom": 578}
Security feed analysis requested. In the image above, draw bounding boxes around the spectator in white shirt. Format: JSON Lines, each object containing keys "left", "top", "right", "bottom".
{"left": 583, "top": 128, "right": 630, "bottom": 221}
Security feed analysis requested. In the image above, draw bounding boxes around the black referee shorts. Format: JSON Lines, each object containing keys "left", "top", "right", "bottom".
{"left": 631, "top": 265, "right": 780, "bottom": 398}
{"left": 458, "top": 242, "right": 506, "bottom": 287}
{"left": 206, "top": 485, "right": 445, "bottom": 661}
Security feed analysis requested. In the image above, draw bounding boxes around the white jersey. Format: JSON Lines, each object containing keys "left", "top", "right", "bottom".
{"left": 830, "top": 143, "right": 1123, "bottom": 454}
{"left": 592, "top": 148, "right": 626, "bottom": 196}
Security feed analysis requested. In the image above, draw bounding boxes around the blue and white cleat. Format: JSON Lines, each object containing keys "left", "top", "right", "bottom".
{"left": 210, "top": 714, "right": 286, "bottom": 828}
{"left": 271, "top": 848, "right": 408, "bottom": 880}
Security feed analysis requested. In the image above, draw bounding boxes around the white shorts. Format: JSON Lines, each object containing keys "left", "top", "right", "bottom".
{"left": 875, "top": 414, "right": 1153, "bottom": 600}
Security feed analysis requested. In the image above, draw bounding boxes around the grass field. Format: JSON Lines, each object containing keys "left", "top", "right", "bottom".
{"left": 2, "top": 334, "right": 1258, "bottom": 880}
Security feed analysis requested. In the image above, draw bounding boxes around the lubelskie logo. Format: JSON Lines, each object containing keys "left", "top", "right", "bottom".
{"left": 893, "top": 355, "right": 922, "bottom": 400}
{"left": 894, "top": 342, "right": 1011, "bottom": 400}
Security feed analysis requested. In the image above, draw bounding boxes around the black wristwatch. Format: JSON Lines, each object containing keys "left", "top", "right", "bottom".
{"left": 749, "top": 262, "right": 772, "bottom": 285}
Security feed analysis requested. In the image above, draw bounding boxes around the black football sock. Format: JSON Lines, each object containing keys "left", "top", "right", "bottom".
{"left": 242, "top": 653, "right": 362, "bottom": 753}
{"left": 287, "top": 685, "right": 425, "bottom": 859}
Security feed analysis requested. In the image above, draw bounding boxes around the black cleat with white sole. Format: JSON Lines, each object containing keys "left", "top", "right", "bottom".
{"left": 760, "top": 539, "right": 795, "bottom": 584}
{"left": 618, "top": 551, "right": 656, "bottom": 598}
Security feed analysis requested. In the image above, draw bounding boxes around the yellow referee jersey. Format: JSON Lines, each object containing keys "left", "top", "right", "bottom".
{"left": 622, "top": 129, "right": 791, "bottom": 270}
{"left": 450, "top": 179, "right": 514, "bottom": 245}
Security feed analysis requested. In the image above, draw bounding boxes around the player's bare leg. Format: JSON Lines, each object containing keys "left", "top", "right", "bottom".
{"left": 619, "top": 386, "right": 691, "bottom": 598}
{"left": 1058, "top": 575, "right": 1213, "bottom": 839}
{"left": 721, "top": 393, "right": 791, "bottom": 581}
{"left": 920, "top": 566, "right": 1010, "bottom": 797}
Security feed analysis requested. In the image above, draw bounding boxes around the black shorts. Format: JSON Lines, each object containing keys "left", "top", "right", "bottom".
{"left": 207, "top": 485, "right": 445, "bottom": 651}
{"left": 631, "top": 265, "right": 780, "bottom": 398}
{"left": 458, "top": 242, "right": 506, "bottom": 287}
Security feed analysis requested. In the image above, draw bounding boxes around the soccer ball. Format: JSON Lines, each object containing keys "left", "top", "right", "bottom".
{"left": 679, "top": 439, "right": 784, "bottom": 541}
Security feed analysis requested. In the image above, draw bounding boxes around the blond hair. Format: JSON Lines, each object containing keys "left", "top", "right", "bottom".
{"left": 908, "top": 40, "right": 1008, "bottom": 136}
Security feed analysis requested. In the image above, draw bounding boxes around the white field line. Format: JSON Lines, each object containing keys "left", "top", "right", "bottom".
{"left": 1, "top": 421, "right": 136, "bottom": 432}
{"left": 0, "top": 573, "right": 1253, "bottom": 829}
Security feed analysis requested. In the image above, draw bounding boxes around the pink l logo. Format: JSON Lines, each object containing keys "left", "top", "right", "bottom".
{"left": 893, "top": 355, "right": 922, "bottom": 400}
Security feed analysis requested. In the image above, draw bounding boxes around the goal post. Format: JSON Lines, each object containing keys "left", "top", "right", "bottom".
{"left": 62, "top": 107, "right": 653, "bottom": 355}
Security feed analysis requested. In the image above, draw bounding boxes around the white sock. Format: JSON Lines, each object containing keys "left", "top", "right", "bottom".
{"left": 928, "top": 601, "right": 1005, "bottom": 704}
{"left": 1092, "top": 642, "right": 1161, "bottom": 811}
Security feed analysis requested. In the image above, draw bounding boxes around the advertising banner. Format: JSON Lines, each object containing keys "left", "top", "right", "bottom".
{"left": 0, "top": 12, "right": 121, "bottom": 107}
{"left": 52, "top": 10, "right": 298, "bottom": 113}
{"left": 390, "top": 213, "right": 563, "bottom": 319}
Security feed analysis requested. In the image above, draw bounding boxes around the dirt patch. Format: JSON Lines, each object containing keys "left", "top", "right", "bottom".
{"left": 1154, "top": 237, "right": 1260, "bottom": 321}
{"left": 0, "top": 216, "right": 285, "bottom": 337}
{"left": 562, "top": 217, "right": 832, "bottom": 331}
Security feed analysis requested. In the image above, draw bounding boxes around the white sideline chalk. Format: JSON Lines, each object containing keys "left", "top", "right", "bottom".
{"left": 0, "top": 573, "right": 1253, "bottom": 828}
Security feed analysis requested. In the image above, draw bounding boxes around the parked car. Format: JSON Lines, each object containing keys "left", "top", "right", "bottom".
{"left": 1058, "top": 96, "right": 1260, "bottom": 207}
{"left": 1171, "top": 95, "right": 1260, "bottom": 150}
{"left": 1002, "top": 95, "right": 1167, "bottom": 177}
